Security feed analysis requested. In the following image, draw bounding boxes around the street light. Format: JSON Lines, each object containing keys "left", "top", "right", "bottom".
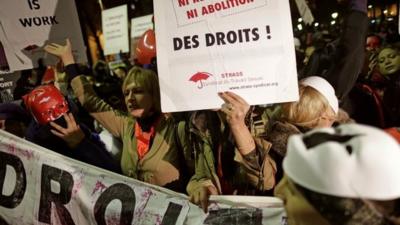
{"left": 297, "top": 24, "right": 303, "bottom": 31}
{"left": 331, "top": 12, "right": 338, "bottom": 19}
{"left": 298, "top": 18, "right": 303, "bottom": 23}
{"left": 331, "top": 20, "right": 336, "bottom": 25}
{"left": 368, "top": 5, "right": 373, "bottom": 9}
{"left": 314, "top": 22, "right": 319, "bottom": 27}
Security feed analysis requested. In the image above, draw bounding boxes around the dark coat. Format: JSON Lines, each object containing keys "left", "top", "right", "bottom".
{"left": 25, "top": 119, "right": 121, "bottom": 173}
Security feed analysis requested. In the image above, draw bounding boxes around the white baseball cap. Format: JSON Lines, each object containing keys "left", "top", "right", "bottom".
{"left": 301, "top": 76, "right": 339, "bottom": 114}
{"left": 283, "top": 124, "right": 400, "bottom": 200}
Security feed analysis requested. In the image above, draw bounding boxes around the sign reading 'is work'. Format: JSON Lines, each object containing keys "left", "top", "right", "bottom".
{"left": 0, "top": 0, "right": 87, "bottom": 73}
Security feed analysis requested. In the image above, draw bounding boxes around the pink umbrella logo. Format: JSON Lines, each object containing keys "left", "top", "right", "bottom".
{"left": 189, "top": 72, "right": 212, "bottom": 89}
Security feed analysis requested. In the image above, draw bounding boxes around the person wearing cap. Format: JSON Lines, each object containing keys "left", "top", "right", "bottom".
{"left": 266, "top": 76, "right": 351, "bottom": 183}
{"left": 275, "top": 124, "right": 400, "bottom": 225}
{"left": 45, "top": 40, "right": 191, "bottom": 193}
{"left": 0, "top": 102, "right": 30, "bottom": 138}
{"left": 23, "top": 84, "right": 120, "bottom": 173}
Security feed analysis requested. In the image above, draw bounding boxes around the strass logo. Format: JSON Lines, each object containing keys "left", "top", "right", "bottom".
{"left": 189, "top": 72, "right": 213, "bottom": 89}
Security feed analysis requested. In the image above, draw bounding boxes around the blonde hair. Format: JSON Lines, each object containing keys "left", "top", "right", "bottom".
{"left": 122, "top": 66, "right": 161, "bottom": 112}
{"left": 281, "top": 85, "right": 334, "bottom": 128}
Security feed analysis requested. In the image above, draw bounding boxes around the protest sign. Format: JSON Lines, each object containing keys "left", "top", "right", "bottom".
{"left": 154, "top": 0, "right": 298, "bottom": 112}
{"left": 0, "top": 0, "right": 87, "bottom": 73}
{"left": 295, "top": 0, "right": 314, "bottom": 25}
{"left": 0, "top": 129, "right": 286, "bottom": 224}
{"left": 130, "top": 14, "right": 154, "bottom": 61}
{"left": 0, "top": 71, "right": 21, "bottom": 103}
{"left": 102, "top": 5, "right": 130, "bottom": 56}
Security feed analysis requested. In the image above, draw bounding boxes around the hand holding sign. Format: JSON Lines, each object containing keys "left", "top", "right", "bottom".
{"left": 44, "top": 39, "right": 75, "bottom": 66}
{"left": 189, "top": 184, "right": 218, "bottom": 213}
{"left": 219, "top": 91, "right": 255, "bottom": 155}
{"left": 219, "top": 91, "right": 250, "bottom": 128}
{"left": 50, "top": 113, "right": 85, "bottom": 149}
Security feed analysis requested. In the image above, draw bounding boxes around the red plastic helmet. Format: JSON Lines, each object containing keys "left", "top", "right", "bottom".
{"left": 41, "top": 67, "right": 56, "bottom": 84}
{"left": 135, "top": 29, "right": 156, "bottom": 65}
{"left": 23, "top": 85, "right": 68, "bottom": 125}
{"left": 366, "top": 36, "right": 381, "bottom": 51}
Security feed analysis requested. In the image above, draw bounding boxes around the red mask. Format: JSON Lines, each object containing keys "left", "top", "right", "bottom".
{"left": 366, "top": 36, "right": 380, "bottom": 51}
{"left": 135, "top": 29, "right": 156, "bottom": 65}
{"left": 23, "top": 85, "right": 68, "bottom": 124}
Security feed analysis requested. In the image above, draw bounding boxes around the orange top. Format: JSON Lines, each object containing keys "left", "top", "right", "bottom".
{"left": 135, "top": 119, "right": 158, "bottom": 159}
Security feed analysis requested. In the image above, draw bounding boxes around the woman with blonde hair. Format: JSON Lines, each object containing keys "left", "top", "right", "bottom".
{"left": 45, "top": 40, "right": 190, "bottom": 192}
{"left": 267, "top": 76, "right": 342, "bottom": 183}
{"left": 281, "top": 76, "right": 338, "bottom": 130}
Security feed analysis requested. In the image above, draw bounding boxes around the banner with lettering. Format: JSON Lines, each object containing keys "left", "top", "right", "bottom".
{"left": 0, "top": 130, "right": 286, "bottom": 225}
{"left": 154, "top": 0, "right": 298, "bottom": 112}
{"left": 102, "top": 5, "right": 130, "bottom": 56}
{"left": 0, "top": 0, "right": 87, "bottom": 73}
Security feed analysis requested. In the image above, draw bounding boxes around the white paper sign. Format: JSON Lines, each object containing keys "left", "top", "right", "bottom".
{"left": 102, "top": 5, "right": 130, "bottom": 55}
{"left": 131, "top": 14, "right": 154, "bottom": 39}
{"left": 0, "top": 130, "right": 286, "bottom": 225}
{"left": 295, "top": 0, "right": 314, "bottom": 25}
{"left": 130, "top": 14, "right": 154, "bottom": 60}
{"left": 0, "top": 0, "right": 87, "bottom": 73}
{"left": 154, "top": 0, "right": 299, "bottom": 112}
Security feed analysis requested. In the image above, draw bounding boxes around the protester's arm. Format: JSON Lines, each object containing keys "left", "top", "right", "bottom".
{"left": 219, "top": 92, "right": 255, "bottom": 155}
{"left": 45, "top": 40, "right": 129, "bottom": 138}
{"left": 174, "top": 119, "right": 219, "bottom": 212}
{"left": 219, "top": 92, "right": 277, "bottom": 191}
{"left": 234, "top": 138, "right": 277, "bottom": 191}
{"left": 324, "top": 0, "right": 368, "bottom": 100}
{"left": 50, "top": 113, "right": 121, "bottom": 173}
{"left": 187, "top": 179, "right": 218, "bottom": 213}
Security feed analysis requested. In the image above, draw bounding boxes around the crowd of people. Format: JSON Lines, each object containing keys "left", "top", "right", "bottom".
{"left": 0, "top": 0, "right": 399, "bottom": 224}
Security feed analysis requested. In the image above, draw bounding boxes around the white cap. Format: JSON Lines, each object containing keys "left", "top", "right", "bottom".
{"left": 301, "top": 76, "right": 339, "bottom": 114}
{"left": 284, "top": 124, "right": 400, "bottom": 200}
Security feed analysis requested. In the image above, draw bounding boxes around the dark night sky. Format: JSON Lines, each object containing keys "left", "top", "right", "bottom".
{"left": 96, "top": 0, "right": 398, "bottom": 25}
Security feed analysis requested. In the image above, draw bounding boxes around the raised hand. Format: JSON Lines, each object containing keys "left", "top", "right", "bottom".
{"left": 50, "top": 113, "right": 85, "bottom": 149}
{"left": 218, "top": 91, "right": 250, "bottom": 128}
{"left": 44, "top": 39, "right": 75, "bottom": 66}
{"left": 218, "top": 91, "right": 255, "bottom": 155}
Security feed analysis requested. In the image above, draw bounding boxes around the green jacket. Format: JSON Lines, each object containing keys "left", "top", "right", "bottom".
{"left": 178, "top": 111, "right": 277, "bottom": 196}
{"left": 71, "top": 76, "right": 189, "bottom": 192}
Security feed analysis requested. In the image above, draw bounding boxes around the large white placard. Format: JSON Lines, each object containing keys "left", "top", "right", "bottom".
{"left": 0, "top": 129, "right": 286, "bottom": 225}
{"left": 102, "top": 5, "right": 130, "bottom": 55}
{"left": 0, "top": 0, "right": 87, "bottom": 73}
{"left": 154, "top": 0, "right": 299, "bottom": 112}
